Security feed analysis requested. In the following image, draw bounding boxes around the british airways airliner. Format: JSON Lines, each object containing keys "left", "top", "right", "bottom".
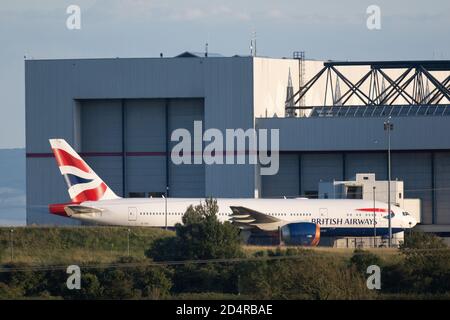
{"left": 48, "top": 139, "right": 417, "bottom": 246}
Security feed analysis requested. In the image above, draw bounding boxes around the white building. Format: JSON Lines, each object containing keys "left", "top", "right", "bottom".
{"left": 319, "top": 173, "right": 421, "bottom": 224}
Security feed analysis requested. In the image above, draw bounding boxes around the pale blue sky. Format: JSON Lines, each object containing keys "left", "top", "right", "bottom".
{"left": 1, "top": 0, "right": 449, "bottom": 148}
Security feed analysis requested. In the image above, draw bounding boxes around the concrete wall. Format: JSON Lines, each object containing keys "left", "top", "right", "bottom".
{"left": 253, "top": 57, "right": 299, "bottom": 118}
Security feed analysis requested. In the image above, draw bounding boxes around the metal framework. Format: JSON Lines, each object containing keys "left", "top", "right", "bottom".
{"left": 286, "top": 60, "right": 450, "bottom": 117}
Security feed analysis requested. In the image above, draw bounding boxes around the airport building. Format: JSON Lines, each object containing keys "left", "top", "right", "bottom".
{"left": 25, "top": 53, "right": 450, "bottom": 237}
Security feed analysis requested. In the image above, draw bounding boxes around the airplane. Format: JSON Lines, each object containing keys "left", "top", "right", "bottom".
{"left": 48, "top": 139, "right": 417, "bottom": 246}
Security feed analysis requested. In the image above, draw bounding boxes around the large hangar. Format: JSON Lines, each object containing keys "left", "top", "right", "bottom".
{"left": 25, "top": 54, "right": 450, "bottom": 235}
{"left": 26, "top": 53, "right": 311, "bottom": 224}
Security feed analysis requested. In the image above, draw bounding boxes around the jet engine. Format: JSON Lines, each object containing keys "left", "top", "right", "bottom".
{"left": 281, "top": 222, "right": 320, "bottom": 246}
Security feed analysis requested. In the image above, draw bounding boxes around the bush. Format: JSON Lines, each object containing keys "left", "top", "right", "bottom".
{"left": 0, "top": 263, "right": 49, "bottom": 297}
{"left": 401, "top": 231, "right": 448, "bottom": 250}
{"left": 383, "top": 231, "right": 450, "bottom": 294}
{"left": 0, "top": 282, "right": 24, "bottom": 299}
{"left": 237, "top": 252, "right": 374, "bottom": 300}
{"left": 171, "top": 263, "right": 236, "bottom": 294}
{"left": 146, "top": 198, "right": 242, "bottom": 261}
{"left": 0, "top": 240, "right": 5, "bottom": 260}
{"left": 349, "top": 249, "right": 383, "bottom": 274}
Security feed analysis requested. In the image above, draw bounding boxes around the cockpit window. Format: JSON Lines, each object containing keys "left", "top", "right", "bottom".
{"left": 402, "top": 212, "right": 410, "bottom": 216}
{"left": 383, "top": 212, "right": 395, "bottom": 219}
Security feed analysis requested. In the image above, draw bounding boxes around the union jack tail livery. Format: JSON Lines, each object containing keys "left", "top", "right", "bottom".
{"left": 49, "top": 139, "right": 120, "bottom": 202}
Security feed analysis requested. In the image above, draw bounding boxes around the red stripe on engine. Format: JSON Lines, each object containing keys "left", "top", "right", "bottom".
{"left": 52, "top": 148, "right": 90, "bottom": 173}
{"left": 72, "top": 182, "right": 107, "bottom": 202}
{"left": 311, "top": 224, "right": 321, "bottom": 246}
{"left": 356, "top": 208, "right": 388, "bottom": 212}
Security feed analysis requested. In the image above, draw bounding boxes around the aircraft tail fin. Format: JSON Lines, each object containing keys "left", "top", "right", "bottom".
{"left": 49, "top": 139, "right": 121, "bottom": 202}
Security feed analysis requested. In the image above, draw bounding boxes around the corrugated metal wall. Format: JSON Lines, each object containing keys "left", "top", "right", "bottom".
{"left": 261, "top": 150, "right": 449, "bottom": 225}
{"left": 26, "top": 57, "right": 254, "bottom": 224}
{"left": 168, "top": 99, "right": 205, "bottom": 197}
{"left": 435, "top": 152, "right": 450, "bottom": 224}
{"left": 301, "top": 154, "right": 343, "bottom": 196}
{"left": 81, "top": 100, "right": 124, "bottom": 196}
{"left": 79, "top": 98, "right": 205, "bottom": 198}
{"left": 392, "top": 153, "right": 433, "bottom": 224}
{"left": 261, "top": 154, "right": 299, "bottom": 198}
{"left": 345, "top": 153, "right": 387, "bottom": 180}
{"left": 203, "top": 57, "right": 254, "bottom": 198}
{"left": 125, "top": 99, "right": 166, "bottom": 196}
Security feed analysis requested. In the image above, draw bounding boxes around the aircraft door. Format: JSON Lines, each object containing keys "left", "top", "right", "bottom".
{"left": 320, "top": 208, "right": 328, "bottom": 218}
{"left": 128, "top": 207, "right": 138, "bottom": 221}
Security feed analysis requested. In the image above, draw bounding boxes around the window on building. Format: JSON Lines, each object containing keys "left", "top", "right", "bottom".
{"left": 304, "top": 191, "right": 319, "bottom": 199}
{"left": 129, "top": 192, "right": 146, "bottom": 198}
{"left": 148, "top": 192, "right": 165, "bottom": 198}
{"left": 346, "top": 186, "right": 363, "bottom": 199}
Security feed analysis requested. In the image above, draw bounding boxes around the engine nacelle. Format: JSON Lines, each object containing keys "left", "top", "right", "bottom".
{"left": 281, "top": 222, "right": 320, "bottom": 246}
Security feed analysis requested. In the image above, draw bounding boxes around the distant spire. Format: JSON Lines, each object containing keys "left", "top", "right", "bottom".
{"left": 334, "top": 77, "right": 342, "bottom": 106}
{"left": 287, "top": 68, "right": 293, "bottom": 88}
{"left": 285, "top": 68, "right": 296, "bottom": 117}
{"left": 250, "top": 30, "right": 257, "bottom": 57}
{"left": 253, "top": 31, "right": 257, "bottom": 57}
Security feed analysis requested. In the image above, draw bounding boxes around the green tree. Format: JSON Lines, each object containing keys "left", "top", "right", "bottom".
{"left": 77, "top": 273, "right": 104, "bottom": 299}
{"left": 99, "top": 269, "right": 138, "bottom": 299}
{"left": 146, "top": 198, "right": 242, "bottom": 261}
{"left": 145, "top": 198, "right": 242, "bottom": 294}
{"left": 0, "top": 263, "right": 48, "bottom": 297}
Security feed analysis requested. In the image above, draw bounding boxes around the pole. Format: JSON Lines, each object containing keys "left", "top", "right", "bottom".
{"left": 278, "top": 226, "right": 282, "bottom": 246}
{"left": 237, "top": 274, "right": 241, "bottom": 296}
{"left": 10, "top": 229, "right": 14, "bottom": 262}
{"left": 165, "top": 186, "right": 168, "bottom": 230}
{"left": 373, "top": 186, "right": 377, "bottom": 248}
{"left": 127, "top": 228, "right": 130, "bottom": 256}
{"left": 384, "top": 117, "right": 393, "bottom": 248}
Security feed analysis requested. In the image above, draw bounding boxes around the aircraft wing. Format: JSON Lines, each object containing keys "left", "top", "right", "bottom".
{"left": 229, "top": 206, "right": 283, "bottom": 231}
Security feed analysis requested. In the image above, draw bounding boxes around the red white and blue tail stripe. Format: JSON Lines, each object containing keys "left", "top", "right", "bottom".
{"left": 49, "top": 139, "right": 120, "bottom": 202}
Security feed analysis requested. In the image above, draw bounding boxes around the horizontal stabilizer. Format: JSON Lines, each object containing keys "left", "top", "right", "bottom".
{"left": 65, "top": 205, "right": 103, "bottom": 217}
